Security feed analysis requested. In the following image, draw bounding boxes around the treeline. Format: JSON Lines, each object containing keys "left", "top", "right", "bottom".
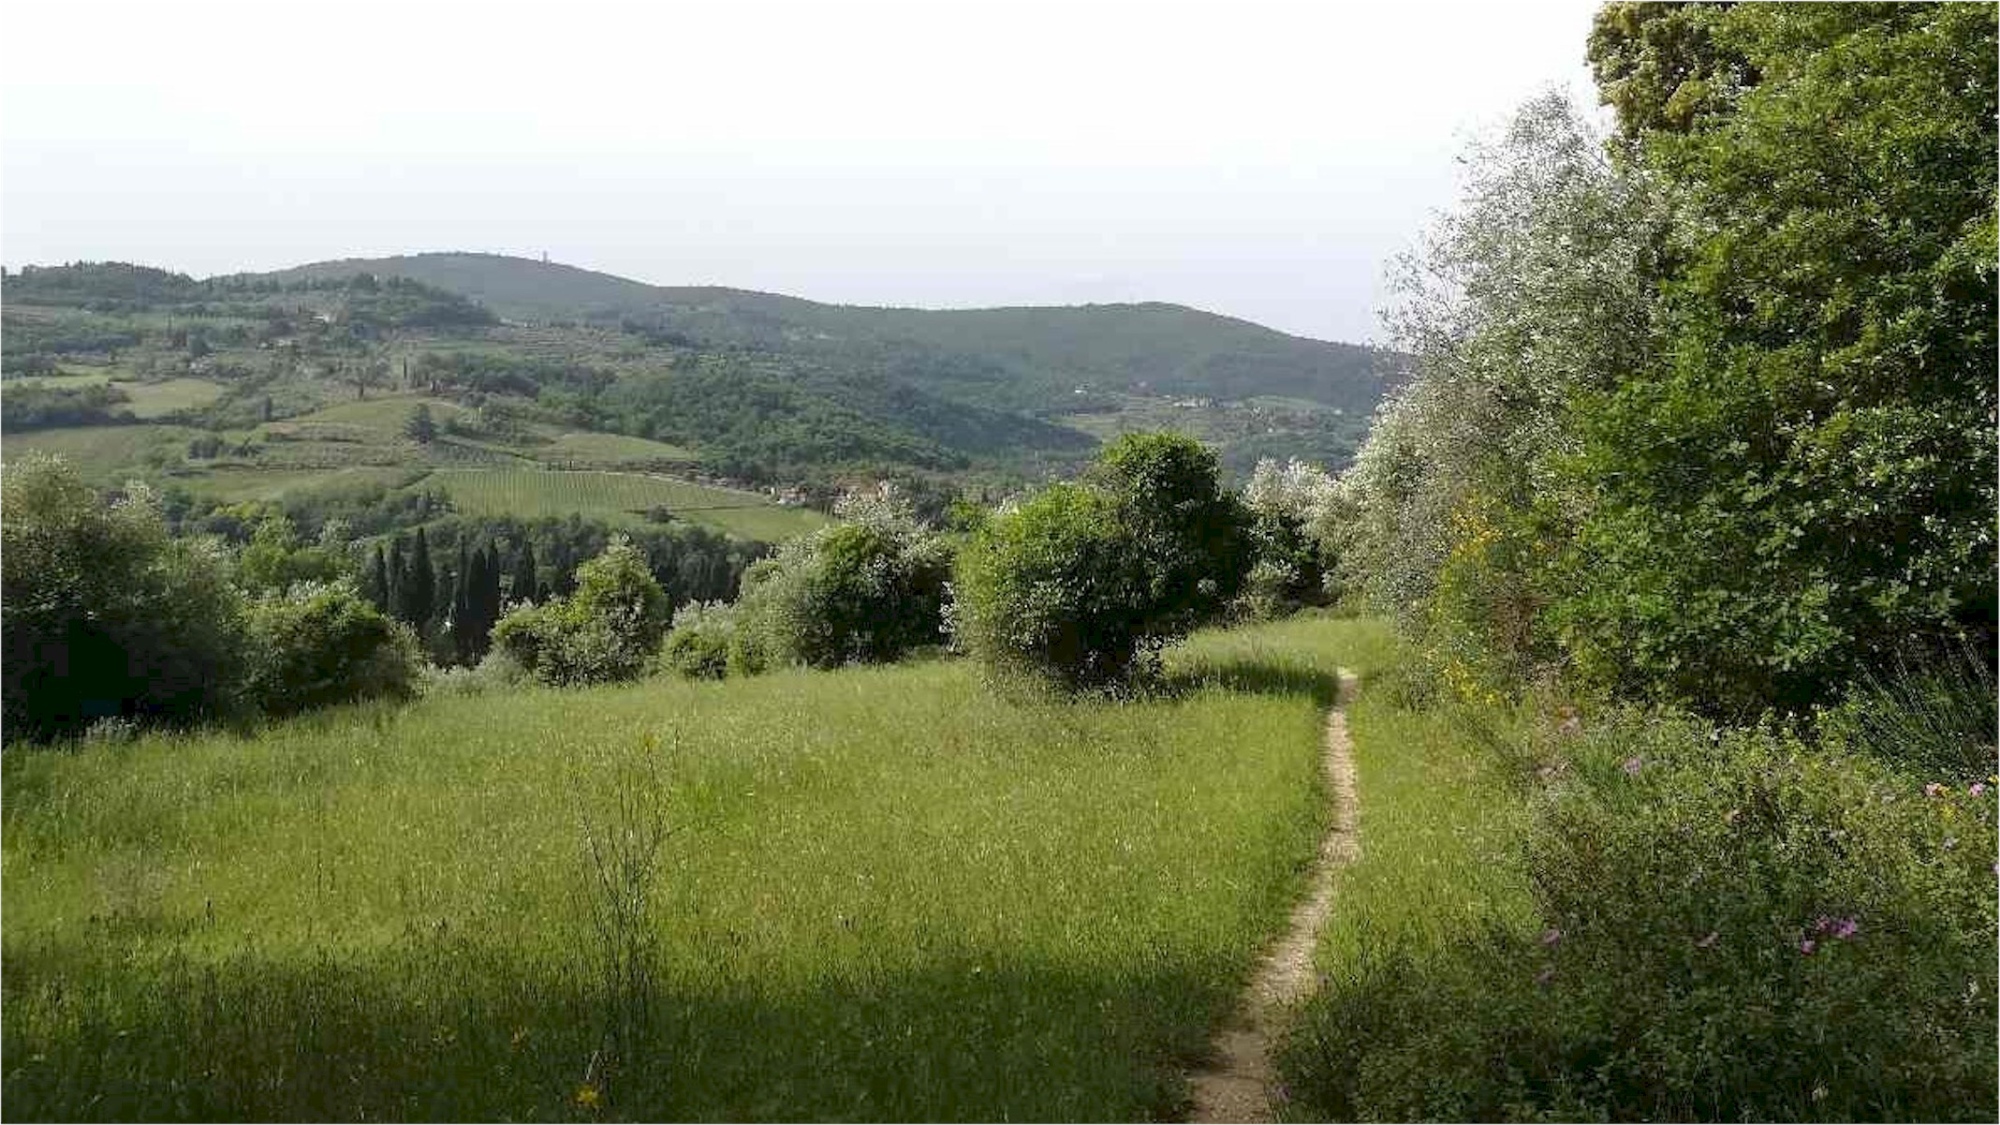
{"left": 4, "top": 262, "right": 495, "bottom": 327}
{"left": 356, "top": 515, "right": 764, "bottom": 666}
{"left": 1338, "top": 2, "right": 1994, "bottom": 718}
{"left": 1279, "top": 6, "right": 1998, "bottom": 1121}
{"left": 0, "top": 381, "right": 133, "bottom": 431}
{"left": 0, "top": 453, "right": 772, "bottom": 738}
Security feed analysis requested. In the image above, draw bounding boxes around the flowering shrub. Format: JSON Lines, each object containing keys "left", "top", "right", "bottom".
{"left": 1282, "top": 707, "right": 1998, "bottom": 1121}
{"left": 656, "top": 601, "right": 757, "bottom": 680}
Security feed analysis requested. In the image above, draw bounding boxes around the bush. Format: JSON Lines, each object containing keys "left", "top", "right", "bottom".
{"left": 1237, "top": 457, "right": 1341, "bottom": 619}
{"left": 732, "top": 498, "right": 951, "bottom": 670}
{"left": 657, "top": 601, "right": 746, "bottom": 680}
{"left": 1282, "top": 708, "right": 1999, "bottom": 1121}
{"left": 491, "top": 536, "right": 670, "bottom": 686}
{"left": 418, "top": 647, "right": 532, "bottom": 698}
{"left": 953, "top": 433, "right": 1248, "bottom": 690}
{"left": 241, "top": 581, "right": 421, "bottom": 716}
{"left": 2, "top": 454, "right": 244, "bottom": 739}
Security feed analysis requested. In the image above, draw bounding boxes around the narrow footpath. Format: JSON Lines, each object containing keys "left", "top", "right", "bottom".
{"left": 1187, "top": 669, "right": 1362, "bottom": 1124}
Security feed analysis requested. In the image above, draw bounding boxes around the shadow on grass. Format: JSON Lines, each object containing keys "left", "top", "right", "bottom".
{"left": 3, "top": 935, "right": 1229, "bottom": 1123}
{"left": 1161, "top": 657, "right": 1341, "bottom": 710}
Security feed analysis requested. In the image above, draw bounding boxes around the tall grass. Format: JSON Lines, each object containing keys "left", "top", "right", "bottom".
{"left": 2, "top": 619, "right": 1393, "bottom": 1121}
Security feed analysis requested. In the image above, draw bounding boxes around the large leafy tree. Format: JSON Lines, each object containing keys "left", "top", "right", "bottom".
{"left": 1555, "top": 2, "right": 1997, "bottom": 713}
{"left": 955, "top": 432, "right": 1248, "bottom": 690}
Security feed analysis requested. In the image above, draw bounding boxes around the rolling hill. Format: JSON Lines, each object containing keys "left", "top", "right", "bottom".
{"left": 256, "top": 253, "right": 1402, "bottom": 418}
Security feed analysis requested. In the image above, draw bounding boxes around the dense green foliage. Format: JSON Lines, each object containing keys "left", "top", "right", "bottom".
{"left": 723, "top": 494, "right": 953, "bottom": 671}
{"left": 491, "top": 537, "right": 672, "bottom": 686}
{"left": 1, "top": 455, "right": 243, "bottom": 738}
{"left": 241, "top": 581, "right": 421, "bottom": 716}
{"left": 1, "top": 456, "right": 425, "bottom": 739}
{"left": 955, "top": 433, "right": 1250, "bottom": 689}
{"left": 1281, "top": 687, "right": 1997, "bottom": 1121}
{"left": 1558, "top": 2, "right": 1998, "bottom": 713}
{"left": 1343, "top": 4, "right": 1995, "bottom": 717}
{"left": 0, "top": 381, "right": 134, "bottom": 431}
{"left": 1288, "top": 8, "right": 1999, "bottom": 1121}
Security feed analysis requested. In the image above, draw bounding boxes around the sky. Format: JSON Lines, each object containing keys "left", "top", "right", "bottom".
{"left": 1, "top": 0, "right": 1602, "bottom": 344}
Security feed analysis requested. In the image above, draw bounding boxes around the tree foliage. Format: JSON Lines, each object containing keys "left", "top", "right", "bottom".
{"left": 1556, "top": 2, "right": 1998, "bottom": 713}
{"left": 2, "top": 455, "right": 243, "bottom": 738}
{"left": 954, "top": 432, "right": 1249, "bottom": 690}
{"left": 1344, "top": 5, "right": 1995, "bottom": 715}
{"left": 728, "top": 490, "right": 953, "bottom": 670}
{"left": 491, "top": 536, "right": 672, "bottom": 686}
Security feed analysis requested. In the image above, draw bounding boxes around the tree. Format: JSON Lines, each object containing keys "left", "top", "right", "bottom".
{"left": 510, "top": 543, "right": 538, "bottom": 604}
{"left": 954, "top": 432, "right": 1249, "bottom": 690}
{"left": 240, "top": 580, "right": 420, "bottom": 716}
{"left": 2, "top": 454, "right": 244, "bottom": 738}
{"left": 405, "top": 403, "right": 437, "bottom": 445}
{"left": 1339, "top": 91, "right": 1669, "bottom": 695}
{"left": 1553, "top": 2, "right": 1998, "bottom": 713}
{"left": 729, "top": 492, "right": 952, "bottom": 669}
{"left": 396, "top": 527, "right": 436, "bottom": 632}
{"left": 367, "top": 544, "right": 391, "bottom": 611}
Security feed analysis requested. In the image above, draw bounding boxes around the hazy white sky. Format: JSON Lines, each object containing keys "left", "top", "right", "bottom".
{"left": 1, "top": 0, "right": 1601, "bottom": 343}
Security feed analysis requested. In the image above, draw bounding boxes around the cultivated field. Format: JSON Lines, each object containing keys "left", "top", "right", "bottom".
{"left": 428, "top": 468, "right": 826, "bottom": 542}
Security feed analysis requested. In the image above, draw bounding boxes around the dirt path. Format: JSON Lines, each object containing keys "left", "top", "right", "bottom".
{"left": 1187, "top": 669, "right": 1361, "bottom": 1124}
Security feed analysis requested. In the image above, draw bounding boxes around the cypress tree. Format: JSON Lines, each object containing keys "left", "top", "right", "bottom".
{"left": 406, "top": 527, "right": 435, "bottom": 632}
{"left": 386, "top": 535, "right": 407, "bottom": 622}
{"left": 512, "top": 544, "right": 538, "bottom": 604}
{"left": 368, "top": 544, "right": 390, "bottom": 611}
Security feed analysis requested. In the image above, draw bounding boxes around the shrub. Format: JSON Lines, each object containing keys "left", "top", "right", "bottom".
{"left": 1282, "top": 708, "right": 1999, "bottom": 1121}
{"left": 954, "top": 433, "right": 1248, "bottom": 690}
{"left": 657, "top": 601, "right": 735, "bottom": 680}
{"left": 732, "top": 499, "right": 951, "bottom": 671}
{"left": 241, "top": 581, "right": 421, "bottom": 716}
{"left": 491, "top": 536, "right": 670, "bottom": 686}
{"left": 1238, "top": 457, "right": 1340, "bottom": 619}
{"left": 2, "top": 454, "right": 244, "bottom": 739}
{"left": 418, "top": 647, "right": 532, "bottom": 697}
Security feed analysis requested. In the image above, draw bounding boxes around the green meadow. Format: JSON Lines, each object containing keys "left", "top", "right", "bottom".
{"left": 0, "top": 618, "right": 1393, "bottom": 1121}
{"left": 427, "top": 468, "right": 826, "bottom": 542}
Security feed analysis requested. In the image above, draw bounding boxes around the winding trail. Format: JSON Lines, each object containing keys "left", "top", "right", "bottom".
{"left": 1187, "top": 669, "right": 1362, "bottom": 1124}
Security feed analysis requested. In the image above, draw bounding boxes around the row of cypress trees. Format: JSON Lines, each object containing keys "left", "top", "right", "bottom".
{"left": 362, "top": 529, "right": 536, "bottom": 664}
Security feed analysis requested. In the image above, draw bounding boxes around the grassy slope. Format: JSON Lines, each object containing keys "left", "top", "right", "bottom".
{"left": 1, "top": 618, "right": 1396, "bottom": 1122}
{"left": 427, "top": 468, "right": 826, "bottom": 541}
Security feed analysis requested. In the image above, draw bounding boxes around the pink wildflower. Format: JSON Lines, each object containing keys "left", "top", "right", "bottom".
{"left": 1695, "top": 931, "right": 1719, "bottom": 949}
{"left": 1831, "top": 918, "right": 1859, "bottom": 940}
{"left": 1924, "top": 782, "right": 1947, "bottom": 798}
{"left": 1622, "top": 756, "right": 1644, "bottom": 777}
{"left": 1534, "top": 967, "right": 1556, "bottom": 988}
{"left": 1799, "top": 938, "right": 1818, "bottom": 955}
{"left": 1540, "top": 927, "right": 1564, "bottom": 947}
{"left": 1970, "top": 782, "right": 1987, "bottom": 798}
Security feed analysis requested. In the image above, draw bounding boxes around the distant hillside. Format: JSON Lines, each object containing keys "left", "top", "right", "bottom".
{"left": 4, "top": 255, "right": 1397, "bottom": 494}
{"left": 254, "top": 253, "right": 1401, "bottom": 417}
